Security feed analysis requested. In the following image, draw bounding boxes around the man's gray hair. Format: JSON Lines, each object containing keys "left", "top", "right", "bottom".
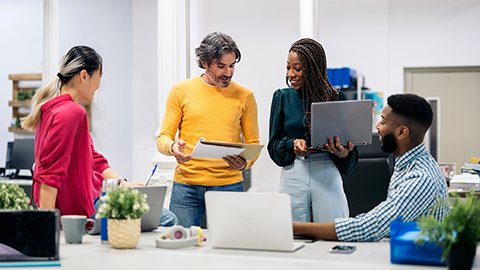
{"left": 195, "top": 32, "right": 241, "bottom": 69}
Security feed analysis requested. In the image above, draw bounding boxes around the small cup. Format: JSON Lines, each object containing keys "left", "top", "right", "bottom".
{"left": 61, "top": 215, "right": 95, "bottom": 244}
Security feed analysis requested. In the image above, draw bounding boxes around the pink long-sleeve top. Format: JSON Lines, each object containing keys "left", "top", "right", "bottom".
{"left": 33, "top": 94, "right": 110, "bottom": 217}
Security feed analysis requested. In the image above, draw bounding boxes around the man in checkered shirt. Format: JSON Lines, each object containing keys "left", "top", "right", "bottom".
{"left": 293, "top": 93, "right": 449, "bottom": 241}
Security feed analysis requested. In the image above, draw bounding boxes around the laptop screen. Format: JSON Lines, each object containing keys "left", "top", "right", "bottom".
{"left": 0, "top": 210, "right": 59, "bottom": 262}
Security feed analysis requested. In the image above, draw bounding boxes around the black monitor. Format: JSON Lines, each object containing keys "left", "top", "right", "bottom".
{"left": 11, "top": 139, "right": 35, "bottom": 179}
{"left": 5, "top": 141, "right": 13, "bottom": 170}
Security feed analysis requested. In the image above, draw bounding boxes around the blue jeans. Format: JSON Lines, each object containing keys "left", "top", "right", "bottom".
{"left": 169, "top": 181, "right": 244, "bottom": 227}
{"left": 159, "top": 208, "right": 178, "bottom": 227}
{"left": 93, "top": 197, "right": 178, "bottom": 227}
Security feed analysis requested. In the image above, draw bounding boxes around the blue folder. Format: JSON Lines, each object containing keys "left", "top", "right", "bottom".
{"left": 341, "top": 67, "right": 357, "bottom": 89}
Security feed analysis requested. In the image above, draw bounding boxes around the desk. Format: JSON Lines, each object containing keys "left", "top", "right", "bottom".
{"left": 36, "top": 229, "right": 479, "bottom": 270}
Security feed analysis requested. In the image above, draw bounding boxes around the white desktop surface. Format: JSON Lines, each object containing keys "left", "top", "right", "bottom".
{"left": 36, "top": 228, "right": 479, "bottom": 270}
{"left": 0, "top": 177, "right": 32, "bottom": 184}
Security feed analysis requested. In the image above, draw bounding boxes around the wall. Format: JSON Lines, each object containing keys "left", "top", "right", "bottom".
{"left": 388, "top": 0, "right": 480, "bottom": 94}
{"left": 0, "top": 0, "right": 42, "bottom": 167}
{"left": 317, "top": 0, "right": 389, "bottom": 94}
{"left": 317, "top": 0, "right": 480, "bottom": 97}
{"left": 132, "top": 0, "right": 159, "bottom": 182}
{"left": 58, "top": 0, "right": 134, "bottom": 179}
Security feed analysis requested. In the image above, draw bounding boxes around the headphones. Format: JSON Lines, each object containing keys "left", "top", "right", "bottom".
{"left": 155, "top": 225, "right": 205, "bottom": 249}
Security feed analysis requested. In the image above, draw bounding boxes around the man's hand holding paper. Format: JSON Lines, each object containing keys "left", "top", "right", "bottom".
{"left": 223, "top": 155, "right": 247, "bottom": 171}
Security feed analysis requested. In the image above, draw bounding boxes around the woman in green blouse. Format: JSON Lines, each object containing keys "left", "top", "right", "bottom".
{"left": 268, "top": 38, "right": 358, "bottom": 223}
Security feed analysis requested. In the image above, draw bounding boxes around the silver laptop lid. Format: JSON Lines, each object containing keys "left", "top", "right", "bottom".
{"left": 89, "top": 185, "right": 167, "bottom": 234}
{"left": 205, "top": 191, "right": 304, "bottom": 252}
{"left": 133, "top": 186, "right": 167, "bottom": 231}
{"left": 311, "top": 99, "right": 372, "bottom": 147}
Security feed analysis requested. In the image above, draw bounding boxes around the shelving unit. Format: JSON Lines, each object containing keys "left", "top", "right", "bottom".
{"left": 8, "top": 73, "right": 92, "bottom": 132}
{"left": 8, "top": 73, "right": 41, "bottom": 133}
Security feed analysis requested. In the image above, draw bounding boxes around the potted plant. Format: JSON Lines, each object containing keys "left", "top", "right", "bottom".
{"left": 96, "top": 187, "right": 149, "bottom": 249}
{"left": 417, "top": 192, "right": 480, "bottom": 270}
{"left": 0, "top": 181, "right": 31, "bottom": 210}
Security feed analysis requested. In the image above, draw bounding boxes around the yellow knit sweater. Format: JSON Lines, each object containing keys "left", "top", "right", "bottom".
{"left": 157, "top": 76, "right": 260, "bottom": 186}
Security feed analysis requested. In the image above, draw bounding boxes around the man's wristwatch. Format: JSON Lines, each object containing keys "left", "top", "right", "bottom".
{"left": 118, "top": 178, "right": 128, "bottom": 186}
{"left": 171, "top": 141, "right": 177, "bottom": 153}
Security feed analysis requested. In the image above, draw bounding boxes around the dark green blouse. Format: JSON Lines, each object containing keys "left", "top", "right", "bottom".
{"left": 267, "top": 87, "right": 358, "bottom": 175}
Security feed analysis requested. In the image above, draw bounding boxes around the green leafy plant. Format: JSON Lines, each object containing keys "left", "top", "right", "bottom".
{"left": 29, "top": 88, "right": 37, "bottom": 99}
{"left": 17, "top": 89, "right": 28, "bottom": 100}
{"left": 0, "top": 181, "right": 31, "bottom": 210}
{"left": 416, "top": 192, "right": 480, "bottom": 259}
{"left": 96, "top": 187, "right": 149, "bottom": 220}
{"left": 16, "top": 88, "right": 36, "bottom": 101}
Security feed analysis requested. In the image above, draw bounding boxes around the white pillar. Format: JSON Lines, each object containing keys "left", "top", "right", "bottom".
{"left": 43, "top": 0, "right": 59, "bottom": 85}
{"left": 151, "top": 0, "right": 182, "bottom": 207}
{"left": 299, "top": 0, "right": 319, "bottom": 40}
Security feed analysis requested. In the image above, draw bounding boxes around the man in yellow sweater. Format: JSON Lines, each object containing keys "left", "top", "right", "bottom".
{"left": 157, "top": 32, "right": 260, "bottom": 227}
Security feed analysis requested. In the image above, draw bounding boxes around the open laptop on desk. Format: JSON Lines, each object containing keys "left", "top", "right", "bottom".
{"left": 205, "top": 191, "right": 305, "bottom": 252}
{"left": 89, "top": 185, "right": 167, "bottom": 234}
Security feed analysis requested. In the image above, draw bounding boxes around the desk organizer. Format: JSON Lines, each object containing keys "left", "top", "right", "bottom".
{"left": 390, "top": 220, "right": 446, "bottom": 266}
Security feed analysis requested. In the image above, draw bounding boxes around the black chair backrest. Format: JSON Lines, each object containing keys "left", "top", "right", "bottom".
{"left": 342, "top": 133, "right": 394, "bottom": 217}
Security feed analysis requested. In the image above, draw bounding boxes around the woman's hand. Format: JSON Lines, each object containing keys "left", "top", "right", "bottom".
{"left": 320, "top": 136, "right": 354, "bottom": 158}
{"left": 223, "top": 155, "right": 247, "bottom": 170}
{"left": 102, "top": 168, "right": 144, "bottom": 187}
{"left": 120, "top": 181, "right": 144, "bottom": 187}
{"left": 293, "top": 139, "right": 314, "bottom": 156}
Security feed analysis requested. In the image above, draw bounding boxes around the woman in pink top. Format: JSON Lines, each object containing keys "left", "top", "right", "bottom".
{"left": 21, "top": 46, "right": 144, "bottom": 218}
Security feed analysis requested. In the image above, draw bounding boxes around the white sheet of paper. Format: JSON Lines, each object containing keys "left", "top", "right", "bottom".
{"left": 191, "top": 138, "right": 244, "bottom": 159}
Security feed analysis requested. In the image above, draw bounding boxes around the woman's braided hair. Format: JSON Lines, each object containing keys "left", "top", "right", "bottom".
{"left": 286, "top": 38, "right": 339, "bottom": 130}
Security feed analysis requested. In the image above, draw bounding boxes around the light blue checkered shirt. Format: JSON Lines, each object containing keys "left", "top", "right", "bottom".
{"left": 335, "top": 142, "right": 449, "bottom": 242}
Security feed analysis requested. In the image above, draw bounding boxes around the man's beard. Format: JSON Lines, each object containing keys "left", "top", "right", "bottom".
{"left": 205, "top": 69, "right": 231, "bottom": 88}
{"left": 380, "top": 132, "right": 397, "bottom": 153}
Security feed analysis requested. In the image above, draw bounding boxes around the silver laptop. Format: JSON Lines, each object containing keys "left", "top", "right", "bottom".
{"left": 311, "top": 99, "right": 372, "bottom": 147}
{"left": 205, "top": 191, "right": 304, "bottom": 252}
{"left": 89, "top": 185, "right": 167, "bottom": 234}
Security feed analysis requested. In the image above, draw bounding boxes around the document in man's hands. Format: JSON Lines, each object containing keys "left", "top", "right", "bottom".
{"left": 191, "top": 138, "right": 264, "bottom": 160}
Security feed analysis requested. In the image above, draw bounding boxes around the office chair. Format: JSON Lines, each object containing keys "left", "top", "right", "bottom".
{"left": 341, "top": 133, "right": 394, "bottom": 217}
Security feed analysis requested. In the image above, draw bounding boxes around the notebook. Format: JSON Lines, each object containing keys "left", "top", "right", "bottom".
{"left": 0, "top": 210, "right": 60, "bottom": 264}
{"left": 89, "top": 185, "right": 167, "bottom": 234}
{"left": 311, "top": 99, "right": 372, "bottom": 147}
{"left": 205, "top": 191, "right": 304, "bottom": 252}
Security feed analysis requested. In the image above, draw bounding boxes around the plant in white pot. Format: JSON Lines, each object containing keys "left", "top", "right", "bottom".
{"left": 417, "top": 192, "right": 480, "bottom": 270}
{"left": 96, "top": 187, "right": 149, "bottom": 249}
{"left": 0, "top": 181, "right": 32, "bottom": 210}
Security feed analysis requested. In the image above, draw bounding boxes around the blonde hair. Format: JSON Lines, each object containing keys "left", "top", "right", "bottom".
{"left": 22, "top": 46, "right": 102, "bottom": 131}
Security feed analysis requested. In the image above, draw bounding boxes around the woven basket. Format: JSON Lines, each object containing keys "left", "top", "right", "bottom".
{"left": 108, "top": 218, "right": 141, "bottom": 249}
